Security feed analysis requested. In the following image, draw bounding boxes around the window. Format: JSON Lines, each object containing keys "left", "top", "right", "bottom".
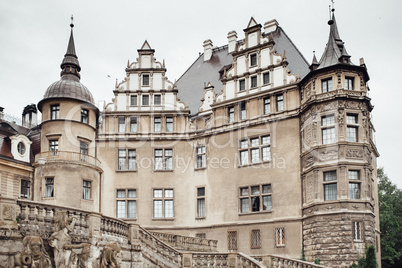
{"left": 118, "top": 149, "right": 136, "bottom": 171}
{"left": 197, "top": 187, "right": 206, "bottom": 218}
{"left": 263, "top": 97, "right": 270, "bottom": 115}
{"left": 228, "top": 231, "right": 238, "bottom": 250}
{"left": 83, "top": 180, "right": 91, "bottom": 200}
{"left": 154, "top": 94, "right": 161, "bottom": 105}
{"left": 324, "top": 171, "right": 337, "bottom": 201}
{"left": 239, "top": 135, "right": 271, "bottom": 165}
{"left": 250, "top": 53, "right": 257, "bottom": 67}
{"left": 240, "top": 184, "right": 272, "bottom": 213}
{"left": 353, "top": 221, "right": 362, "bottom": 241}
{"left": 81, "top": 108, "right": 88, "bottom": 124}
{"left": 17, "top": 142, "right": 26, "bottom": 155}
{"left": 51, "top": 105, "right": 59, "bottom": 120}
{"left": 239, "top": 79, "right": 246, "bottom": 91}
{"left": 142, "top": 95, "right": 149, "bottom": 106}
{"left": 322, "top": 78, "right": 333, "bottom": 93}
{"left": 130, "top": 117, "right": 137, "bottom": 133}
{"left": 345, "top": 77, "right": 354, "bottom": 90}
{"left": 80, "top": 142, "right": 88, "bottom": 160}
{"left": 276, "top": 94, "right": 283, "bottom": 112}
{"left": 347, "top": 114, "right": 358, "bottom": 142}
{"left": 275, "top": 228, "right": 285, "bottom": 247}
{"left": 322, "top": 115, "right": 336, "bottom": 144}
{"left": 154, "top": 149, "right": 173, "bottom": 170}
{"left": 228, "top": 106, "right": 234, "bottom": 123}
{"left": 49, "top": 140, "right": 58, "bottom": 153}
{"left": 116, "top": 189, "right": 137, "bottom": 219}
{"left": 250, "top": 76, "right": 257, "bottom": 88}
{"left": 153, "top": 189, "right": 174, "bottom": 218}
{"left": 130, "top": 95, "right": 138, "bottom": 106}
{"left": 142, "top": 74, "right": 150, "bottom": 86}
{"left": 349, "top": 170, "right": 360, "bottom": 199}
{"left": 251, "top": 229, "right": 261, "bottom": 249}
{"left": 20, "top": 180, "right": 30, "bottom": 199}
{"left": 263, "top": 72, "right": 270, "bottom": 85}
{"left": 118, "top": 117, "right": 125, "bottom": 133}
{"left": 154, "top": 117, "right": 161, "bottom": 132}
{"left": 240, "top": 102, "right": 246, "bottom": 120}
{"left": 196, "top": 146, "right": 206, "bottom": 168}
{"left": 45, "top": 178, "right": 54, "bottom": 197}
{"left": 166, "top": 117, "right": 173, "bottom": 132}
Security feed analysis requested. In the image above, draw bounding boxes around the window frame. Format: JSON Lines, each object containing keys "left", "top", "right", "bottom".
{"left": 142, "top": 74, "right": 150, "bottom": 86}
{"left": 228, "top": 106, "right": 235, "bottom": 123}
{"left": 45, "top": 177, "right": 54, "bottom": 198}
{"left": 196, "top": 146, "right": 206, "bottom": 169}
{"left": 275, "top": 227, "right": 285, "bottom": 247}
{"left": 239, "top": 101, "right": 247, "bottom": 121}
{"left": 353, "top": 221, "right": 362, "bottom": 241}
{"left": 166, "top": 117, "right": 173, "bottom": 132}
{"left": 250, "top": 53, "right": 257, "bottom": 67}
{"left": 153, "top": 188, "right": 174, "bottom": 219}
{"left": 322, "top": 78, "right": 333, "bottom": 93}
{"left": 116, "top": 189, "right": 137, "bottom": 219}
{"left": 130, "top": 117, "right": 138, "bottom": 133}
{"left": 50, "top": 104, "right": 60, "bottom": 120}
{"left": 117, "top": 148, "right": 137, "bottom": 171}
{"left": 154, "top": 117, "right": 161, "bottom": 132}
{"left": 118, "top": 116, "right": 125, "bottom": 133}
{"left": 49, "top": 140, "right": 58, "bottom": 153}
{"left": 251, "top": 229, "right": 261, "bottom": 249}
{"left": 239, "top": 184, "right": 272, "bottom": 214}
{"left": 130, "top": 95, "right": 138, "bottom": 106}
{"left": 345, "top": 77, "right": 354, "bottom": 90}
{"left": 82, "top": 180, "right": 91, "bottom": 200}
{"left": 20, "top": 179, "right": 30, "bottom": 199}
{"left": 349, "top": 170, "right": 361, "bottom": 200}
{"left": 154, "top": 94, "right": 162, "bottom": 105}
{"left": 250, "top": 76, "right": 258, "bottom": 88}
{"left": 197, "top": 187, "right": 206, "bottom": 218}
{"left": 142, "top": 95, "right": 150, "bottom": 106}
{"left": 346, "top": 114, "right": 359, "bottom": 142}
{"left": 228, "top": 231, "right": 238, "bottom": 250}
{"left": 321, "top": 114, "right": 336, "bottom": 145}
{"left": 239, "top": 79, "right": 246, "bottom": 91}
{"left": 154, "top": 148, "right": 173, "bottom": 171}
{"left": 239, "top": 135, "right": 271, "bottom": 166}
{"left": 263, "top": 72, "right": 270, "bottom": 85}
{"left": 263, "top": 97, "right": 271, "bottom": 115}
{"left": 81, "top": 108, "right": 89, "bottom": 124}
{"left": 276, "top": 94, "right": 283, "bottom": 112}
{"left": 323, "top": 171, "right": 337, "bottom": 201}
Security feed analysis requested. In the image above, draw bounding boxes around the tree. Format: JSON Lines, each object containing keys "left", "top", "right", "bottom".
{"left": 378, "top": 168, "right": 402, "bottom": 267}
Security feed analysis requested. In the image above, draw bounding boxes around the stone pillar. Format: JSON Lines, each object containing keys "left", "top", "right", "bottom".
{"left": 228, "top": 253, "right": 237, "bottom": 267}
{"left": 182, "top": 253, "right": 192, "bottom": 267}
{"left": 87, "top": 212, "right": 102, "bottom": 238}
{"left": 0, "top": 197, "right": 18, "bottom": 230}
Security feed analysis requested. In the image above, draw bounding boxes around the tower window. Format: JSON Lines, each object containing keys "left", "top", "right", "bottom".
{"left": 324, "top": 171, "right": 337, "bottom": 200}
{"left": 321, "top": 115, "right": 336, "bottom": 144}
{"left": 45, "top": 178, "right": 54, "bottom": 197}
{"left": 51, "top": 105, "right": 59, "bottom": 120}
{"left": 196, "top": 146, "right": 206, "bottom": 168}
{"left": 322, "top": 78, "right": 333, "bottom": 93}
{"left": 49, "top": 140, "right": 58, "bottom": 153}
{"left": 83, "top": 180, "right": 91, "bottom": 200}
{"left": 81, "top": 108, "right": 88, "bottom": 124}
{"left": 353, "top": 221, "right": 362, "bottom": 241}
{"left": 80, "top": 142, "right": 88, "bottom": 155}
{"left": 345, "top": 77, "right": 354, "bottom": 90}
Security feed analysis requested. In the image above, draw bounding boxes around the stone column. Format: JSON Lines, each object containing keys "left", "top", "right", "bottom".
{"left": 87, "top": 212, "right": 102, "bottom": 238}
{"left": 182, "top": 253, "right": 192, "bottom": 267}
{"left": 0, "top": 197, "right": 18, "bottom": 230}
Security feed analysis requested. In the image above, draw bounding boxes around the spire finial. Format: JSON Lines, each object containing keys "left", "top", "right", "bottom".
{"left": 70, "top": 15, "right": 74, "bottom": 28}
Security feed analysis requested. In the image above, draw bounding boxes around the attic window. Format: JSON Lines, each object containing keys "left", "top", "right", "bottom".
{"left": 17, "top": 142, "right": 26, "bottom": 155}
{"left": 250, "top": 54, "right": 257, "bottom": 67}
{"left": 143, "top": 74, "right": 150, "bottom": 86}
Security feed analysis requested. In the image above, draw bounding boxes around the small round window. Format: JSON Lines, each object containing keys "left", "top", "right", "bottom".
{"left": 17, "top": 142, "right": 26, "bottom": 155}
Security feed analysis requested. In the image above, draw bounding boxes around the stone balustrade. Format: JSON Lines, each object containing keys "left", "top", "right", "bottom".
{"left": 150, "top": 231, "right": 218, "bottom": 252}
{"left": 191, "top": 253, "right": 229, "bottom": 267}
{"left": 35, "top": 151, "right": 101, "bottom": 169}
{"left": 100, "top": 215, "right": 129, "bottom": 238}
{"left": 253, "top": 255, "right": 327, "bottom": 268}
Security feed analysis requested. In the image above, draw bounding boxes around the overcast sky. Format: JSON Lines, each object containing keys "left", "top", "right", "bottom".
{"left": 1, "top": 0, "right": 401, "bottom": 187}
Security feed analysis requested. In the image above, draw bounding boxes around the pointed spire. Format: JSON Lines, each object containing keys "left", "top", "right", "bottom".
{"left": 309, "top": 51, "right": 319, "bottom": 71}
{"left": 60, "top": 16, "right": 81, "bottom": 79}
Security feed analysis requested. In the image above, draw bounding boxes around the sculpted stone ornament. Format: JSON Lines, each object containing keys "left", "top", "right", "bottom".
{"left": 100, "top": 242, "right": 121, "bottom": 268}
{"left": 14, "top": 236, "right": 52, "bottom": 268}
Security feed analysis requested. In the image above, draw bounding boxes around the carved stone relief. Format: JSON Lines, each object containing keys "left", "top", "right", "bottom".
{"left": 319, "top": 149, "right": 338, "bottom": 161}
{"left": 306, "top": 174, "right": 314, "bottom": 203}
{"left": 2, "top": 204, "right": 13, "bottom": 220}
{"left": 100, "top": 242, "right": 121, "bottom": 268}
{"left": 14, "top": 236, "right": 52, "bottom": 268}
{"left": 338, "top": 109, "right": 344, "bottom": 128}
{"left": 346, "top": 149, "right": 363, "bottom": 159}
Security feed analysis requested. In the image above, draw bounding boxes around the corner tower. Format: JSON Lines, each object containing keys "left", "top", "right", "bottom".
{"left": 300, "top": 11, "right": 380, "bottom": 267}
{"left": 35, "top": 21, "right": 102, "bottom": 212}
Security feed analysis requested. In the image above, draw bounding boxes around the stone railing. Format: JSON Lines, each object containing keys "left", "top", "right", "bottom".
{"left": 138, "top": 226, "right": 182, "bottom": 267}
{"left": 252, "top": 255, "right": 328, "bottom": 268}
{"left": 191, "top": 253, "right": 229, "bottom": 267}
{"left": 35, "top": 151, "right": 101, "bottom": 169}
{"left": 150, "top": 231, "right": 218, "bottom": 252}
{"left": 101, "top": 214, "right": 129, "bottom": 239}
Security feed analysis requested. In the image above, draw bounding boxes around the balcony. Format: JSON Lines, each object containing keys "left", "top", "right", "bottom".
{"left": 35, "top": 151, "right": 101, "bottom": 169}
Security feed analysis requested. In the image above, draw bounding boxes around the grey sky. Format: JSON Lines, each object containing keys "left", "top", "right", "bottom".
{"left": 1, "top": 0, "right": 401, "bottom": 187}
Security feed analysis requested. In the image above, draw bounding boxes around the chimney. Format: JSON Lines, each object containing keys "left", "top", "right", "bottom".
{"left": 22, "top": 104, "right": 38, "bottom": 128}
{"left": 227, "top": 31, "right": 238, "bottom": 54}
{"left": 264, "top": 19, "right": 279, "bottom": 34}
{"left": 203, "top": 39, "right": 213, "bottom": 61}
{"left": 0, "top": 107, "right": 4, "bottom": 120}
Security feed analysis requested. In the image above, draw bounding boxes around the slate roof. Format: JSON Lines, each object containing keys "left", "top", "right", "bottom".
{"left": 176, "top": 26, "right": 310, "bottom": 115}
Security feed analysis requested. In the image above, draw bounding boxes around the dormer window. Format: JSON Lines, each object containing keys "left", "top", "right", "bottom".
{"left": 322, "top": 78, "right": 333, "bottom": 93}
{"left": 345, "top": 77, "right": 354, "bottom": 90}
{"left": 143, "top": 74, "right": 150, "bottom": 86}
{"left": 250, "top": 53, "right": 257, "bottom": 67}
{"left": 51, "top": 105, "right": 59, "bottom": 120}
{"left": 17, "top": 142, "right": 26, "bottom": 155}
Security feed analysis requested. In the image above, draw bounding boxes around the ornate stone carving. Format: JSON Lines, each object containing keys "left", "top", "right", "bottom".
{"left": 346, "top": 149, "right": 363, "bottom": 159}
{"left": 338, "top": 109, "right": 344, "bottom": 127}
{"left": 184, "top": 256, "right": 191, "bottom": 267}
{"left": 2, "top": 204, "right": 13, "bottom": 220}
{"left": 100, "top": 242, "right": 121, "bottom": 268}
{"left": 304, "top": 156, "right": 314, "bottom": 169}
{"left": 306, "top": 174, "right": 314, "bottom": 202}
{"left": 14, "top": 236, "right": 52, "bottom": 268}
{"left": 319, "top": 149, "right": 338, "bottom": 161}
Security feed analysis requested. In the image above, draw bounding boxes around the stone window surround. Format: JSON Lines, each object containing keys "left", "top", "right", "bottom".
{"left": 238, "top": 134, "right": 271, "bottom": 167}
{"left": 321, "top": 113, "right": 336, "bottom": 145}
{"left": 153, "top": 148, "right": 173, "bottom": 171}
{"left": 152, "top": 115, "right": 175, "bottom": 133}
{"left": 117, "top": 148, "right": 137, "bottom": 172}
{"left": 82, "top": 180, "right": 91, "bottom": 200}
{"left": 196, "top": 186, "right": 206, "bottom": 219}
{"left": 239, "top": 184, "right": 272, "bottom": 215}
{"left": 250, "top": 229, "right": 261, "bottom": 249}
{"left": 116, "top": 188, "right": 137, "bottom": 219}
{"left": 321, "top": 76, "right": 333, "bottom": 93}
{"left": 152, "top": 188, "right": 174, "bottom": 220}
{"left": 323, "top": 169, "right": 337, "bottom": 201}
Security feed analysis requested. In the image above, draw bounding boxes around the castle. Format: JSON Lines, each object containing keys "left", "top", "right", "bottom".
{"left": 0, "top": 10, "right": 380, "bottom": 268}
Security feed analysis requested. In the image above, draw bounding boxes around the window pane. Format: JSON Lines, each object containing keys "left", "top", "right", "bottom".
{"left": 153, "top": 189, "right": 163, "bottom": 198}
{"left": 262, "top": 185, "right": 271, "bottom": 194}
{"left": 228, "top": 107, "right": 234, "bottom": 123}
{"left": 241, "top": 198, "right": 249, "bottom": 213}
{"left": 164, "top": 200, "right": 174, "bottom": 217}
{"left": 250, "top": 138, "right": 259, "bottom": 147}
{"left": 197, "top": 187, "right": 205, "bottom": 197}
{"left": 128, "top": 189, "right": 136, "bottom": 198}
{"left": 322, "top": 127, "right": 335, "bottom": 144}
{"left": 251, "top": 148, "right": 259, "bottom": 163}
{"left": 165, "top": 189, "right": 174, "bottom": 198}
{"left": 240, "top": 140, "right": 248, "bottom": 149}
{"left": 153, "top": 200, "right": 162, "bottom": 218}
{"left": 261, "top": 136, "right": 270, "bottom": 145}
{"left": 165, "top": 149, "right": 173, "bottom": 170}
{"left": 117, "top": 190, "right": 126, "bottom": 198}
{"left": 263, "top": 73, "right": 270, "bottom": 84}
{"left": 130, "top": 95, "right": 137, "bottom": 106}
{"left": 240, "top": 150, "right": 249, "bottom": 165}
{"left": 349, "top": 170, "right": 359, "bottom": 180}
{"left": 128, "top": 150, "right": 136, "bottom": 170}
{"left": 322, "top": 115, "right": 335, "bottom": 126}
{"left": 251, "top": 76, "right": 257, "bottom": 88}
{"left": 127, "top": 200, "right": 136, "bottom": 218}
{"left": 154, "top": 117, "right": 161, "bottom": 132}
{"left": 347, "top": 114, "right": 357, "bottom": 124}
{"left": 166, "top": 117, "right": 173, "bottom": 132}
{"left": 251, "top": 186, "right": 260, "bottom": 195}
{"left": 324, "top": 171, "right": 337, "bottom": 181}
{"left": 262, "top": 146, "right": 271, "bottom": 161}
{"left": 264, "top": 98, "right": 270, "bottom": 114}
{"left": 276, "top": 95, "right": 283, "bottom": 111}
{"left": 143, "top": 75, "right": 149, "bottom": 86}
{"left": 347, "top": 127, "right": 357, "bottom": 142}
{"left": 142, "top": 95, "right": 149, "bottom": 105}
{"left": 349, "top": 183, "right": 360, "bottom": 199}
{"left": 239, "top": 80, "right": 245, "bottom": 91}
{"left": 117, "top": 200, "right": 126, "bottom": 218}
{"left": 262, "top": 195, "right": 272, "bottom": 210}
{"left": 154, "top": 94, "right": 161, "bottom": 105}
{"left": 240, "top": 187, "right": 249, "bottom": 196}
{"left": 324, "top": 183, "right": 337, "bottom": 200}
{"left": 251, "top": 196, "right": 260, "bottom": 211}
{"left": 130, "top": 117, "right": 137, "bottom": 132}
{"left": 197, "top": 198, "right": 205, "bottom": 217}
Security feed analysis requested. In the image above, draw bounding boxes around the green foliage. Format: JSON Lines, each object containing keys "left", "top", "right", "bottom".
{"left": 301, "top": 241, "right": 306, "bottom": 261}
{"left": 350, "top": 262, "right": 358, "bottom": 268}
{"left": 378, "top": 168, "right": 402, "bottom": 267}
{"left": 355, "top": 245, "right": 377, "bottom": 268}
{"left": 314, "top": 258, "right": 320, "bottom": 264}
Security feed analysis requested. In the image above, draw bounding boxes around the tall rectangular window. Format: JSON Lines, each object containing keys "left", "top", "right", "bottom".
{"left": 239, "top": 135, "right": 270, "bottom": 166}
{"left": 80, "top": 142, "right": 88, "bottom": 155}
{"left": 83, "top": 180, "right": 91, "bottom": 200}
{"left": 347, "top": 114, "right": 358, "bottom": 142}
{"left": 51, "top": 105, "right": 59, "bottom": 120}
{"left": 250, "top": 53, "right": 257, "bottom": 67}
{"left": 263, "top": 97, "right": 270, "bottom": 115}
{"left": 45, "top": 178, "right": 54, "bottom": 197}
{"left": 345, "top": 77, "right": 354, "bottom": 90}
{"left": 154, "top": 117, "right": 161, "bottom": 132}
{"left": 322, "top": 78, "right": 333, "bottom": 92}
{"left": 130, "top": 95, "right": 138, "bottom": 106}
{"left": 118, "top": 149, "right": 136, "bottom": 171}
{"left": 81, "top": 108, "right": 88, "bottom": 124}
{"left": 324, "top": 171, "right": 337, "bottom": 201}
{"left": 251, "top": 229, "right": 261, "bottom": 249}
{"left": 196, "top": 146, "right": 206, "bottom": 168}
{"left": 154, "top": 149, "right": 173, "bottom": 170}
{"left": 118, "top": 117, "right": 125, "bottom": 133}
{"left": 263, "top": 72, "right": 270, "bottom": 85}
{"left": 275, "top": 228, "right": 285, "bottom": 247}
{"left": 130, "top": 117, "right": 137, "bottom": 132}
{"left": 197, "top": 187, "right": 205, "bottom": 218}
{"left": 49, "top": 140, "right": 58, "bottom": 153}
{"left": 349, "top": 170, "right": 360, "bottom": 199}
{"left": 322, "top": 115, "right": 336, "bottom": 144}
{"left": 153, "top": 189, "right": 174, "bottom": 218}
{"left": 142, "top": 95, "right": 149, "bottom": 106}
{"left": 239, "top": 79, "right": 246, "bottom": 91}
{"left": 353, "top": 221, "right": 362, "bottom": 241}
{"left": 166, "top": 117, "right": 173, "bottom": 132}
{"left": 142, "top": 74, "right": 150, "bottom": 86}
{"left": 276, "top": 94, "right": 283, "bottom": 112}
{"left": 240, "top": 102, "right": 246, "bottom": 120}
{"left": 154, "top": 94, "right": 161, "bottom": 105}
{"left": 118, "top": 149, "right": 126, "bottom": 170}
{"left": 228, "top": 231, "right": 238, "bottom": 250}
{"left": 116, "top": 189, "right": 137, "bottom": 219}
{"left": 228, "top": 106, "right": 234, "bottom": 123}
{"left": 240, "top": 184, "right": 272, "bottom": 213}
{"left": 250, "top": 76, "right": 257, "bottom": 88}
{"left": 20, "top": 180, "right": 30, "bottom": 199}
